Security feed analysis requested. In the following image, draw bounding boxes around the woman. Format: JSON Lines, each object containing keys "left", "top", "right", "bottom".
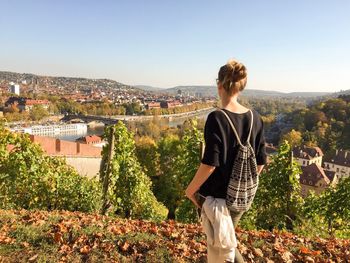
{"left": 185, "top": 59, "right": 267, "bottom": 262}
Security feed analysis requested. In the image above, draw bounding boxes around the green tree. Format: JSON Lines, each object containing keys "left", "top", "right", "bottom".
{"left": 280, "top": 129, "right": 302, "bottom": 147}
{"left": 247, "top": 141, "right": 303, "bottom": 230}
{"left": 135, "top": 136, "right": 160, "bottom": 179}
{"left": 99, "top": 121, "right": 168, "bottom": 221}
{"left": 174, "top": 118, "right": 204, "bottom": 223}
{"left": 303, "top": 176, "right": 350, "bottom": 237}
{"left": 30, "top": 105, "right": 49, "bottom": 121}
{"left": 154, "top": 134, "right": 182, "bottom": 219}
{"left": 123, "top": 103, "right": 141, "bottom": 115}
{"left": 0, "top": 127, "right": 101, "bottom": 212}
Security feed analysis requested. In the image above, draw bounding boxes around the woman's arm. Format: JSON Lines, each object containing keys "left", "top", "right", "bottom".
{"left": 257, "top": 164, "right": 265, "bottom": 175}
{"left": 185, "top": 163, "right": 216, "bottom": 208}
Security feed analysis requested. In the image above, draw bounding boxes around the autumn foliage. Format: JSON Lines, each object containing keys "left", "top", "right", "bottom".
{"left": 0, "top": 209, "right": 349, "bottom": 262}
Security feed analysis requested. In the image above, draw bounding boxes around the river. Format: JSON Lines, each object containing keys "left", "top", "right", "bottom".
{"left": 56, "top": 109, "right": 214, "bottom": 141}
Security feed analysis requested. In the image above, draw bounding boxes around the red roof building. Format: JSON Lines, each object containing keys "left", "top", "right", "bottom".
{"left": 5, "top": 97, "right": 50, "bottom": 112}
{"left": 146, "top": 102, "right": 161, "bottom": 109}
{"left": 76, "top": 135, "right": 102, "bottom": 145}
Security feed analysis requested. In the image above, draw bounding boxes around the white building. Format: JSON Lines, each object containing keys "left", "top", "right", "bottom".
{"left": 324, "top": 149, "right": 350, "bottom": 179}
{"left": 11, "top": 123, "right": 88, "bottom": 136}
{"left": 9, "top": 82, "right": 20, "bottom": 95}
{"left": 292, "top": 145, "right": 324, "bottom": 167}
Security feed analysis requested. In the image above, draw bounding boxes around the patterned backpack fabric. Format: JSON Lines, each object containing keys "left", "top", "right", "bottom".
{"left": 218, "top": 109, "right": 259, "bottom": 212}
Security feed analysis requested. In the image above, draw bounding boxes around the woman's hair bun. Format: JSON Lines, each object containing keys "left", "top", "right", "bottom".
{"left": 218, "top": 59, "right": 248, "bottom": 95}
{"left": 227, "top": 59, "right": 247, "bottom": 82}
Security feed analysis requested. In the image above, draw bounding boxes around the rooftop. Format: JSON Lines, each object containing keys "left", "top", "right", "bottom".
{"left": 293, "top": 145, "right": 324, "bottom": 160}
{"left": 300, "top": 163, "right": 330, "bottom": 187}
{"left": 325, "top": 149, "right": 350, "bottom": 168}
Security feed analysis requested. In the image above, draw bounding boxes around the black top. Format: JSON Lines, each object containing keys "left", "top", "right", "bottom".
{"left": 198, "top": 107, "right": 267, "bottom": 198}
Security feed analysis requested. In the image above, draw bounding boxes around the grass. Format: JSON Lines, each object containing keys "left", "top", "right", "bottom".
{"left": 145, "top": 247, "right": 173, "bottom": 262}
{"left": 117, "top": 232, "right": 158, "bottom": 243}
{"left": 0, "top": 210, "right": 176, "bottom": 262}
{"left": 252, "top": 239, "right": 265, "bottom": 249}
{"left": 9, "top": 224, "right": 52, "bottom": 247}
{"left": 0, "top": 243, "right": 61, "bottom": 263}
{"left": 1, "top": 209, "right": 349, "bottom": 262}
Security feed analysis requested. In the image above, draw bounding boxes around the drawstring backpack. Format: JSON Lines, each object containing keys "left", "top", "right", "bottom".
{"left": 218, "top": 109, "right": 258, "bottom": 212}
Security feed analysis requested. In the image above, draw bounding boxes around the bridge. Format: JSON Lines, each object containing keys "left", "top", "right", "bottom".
{"left": 61, "top": 107, "right": 215, "bottom": 125}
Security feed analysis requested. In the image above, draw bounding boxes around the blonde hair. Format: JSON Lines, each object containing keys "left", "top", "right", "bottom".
{"left": 218, "top": 59, "right": 247, "bottom": 96}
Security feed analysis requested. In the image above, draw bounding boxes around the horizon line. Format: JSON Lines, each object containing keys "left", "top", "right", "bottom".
{"left": 0, "top": 69, "right": 343, "bottom": 94}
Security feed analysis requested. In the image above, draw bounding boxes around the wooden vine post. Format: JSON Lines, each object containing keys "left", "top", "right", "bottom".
{"left": 100, "top": 126, "right": 116, "bottom": 215}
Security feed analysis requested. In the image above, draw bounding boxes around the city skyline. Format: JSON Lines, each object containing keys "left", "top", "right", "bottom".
{"left": 1, "top": 1, "right": 350, "bottom": 93}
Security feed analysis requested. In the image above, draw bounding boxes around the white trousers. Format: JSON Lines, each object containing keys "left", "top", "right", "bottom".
{"left": 207, "top": 243, "right": 235, "bottom": 262}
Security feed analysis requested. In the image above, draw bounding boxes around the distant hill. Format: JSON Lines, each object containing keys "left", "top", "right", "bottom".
{"left": 0, "top": 71, "right": 143, "bottom": 93}
{"left": 134, "top": 85, "right": 165, "bottom": 92}
{"left": 331, "top": 89, "right": 350, "bottom": 97}
{"left": 313, "top": 89, "right": 350, "bottom": 101}
{"left": 1, "top": 70, "right": 338, "bottom": 99}
{"left": 164, "top": 85, "right": 216, "bottom": 97}
{"left": 286, "top": 92, "right": 331, "bottom": 97}
{"left": 151, "top": 85, "right": 331, "bottom": 99}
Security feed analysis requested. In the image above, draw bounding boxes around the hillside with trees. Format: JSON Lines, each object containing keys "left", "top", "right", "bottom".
{"left": 162, "top": 85, "right": 331, "bottom": 99}
{"left": 281, "top": 94, "right": 350, "bottom": 157}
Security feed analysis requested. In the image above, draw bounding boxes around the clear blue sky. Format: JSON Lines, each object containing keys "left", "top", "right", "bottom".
{"left": 1, "top": 1, "right": 349, "bottom": 92}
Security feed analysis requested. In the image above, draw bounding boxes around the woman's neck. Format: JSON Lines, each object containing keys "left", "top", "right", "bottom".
{"left": 220, "top": 94, "right": 240, "bottom": 108}
{"left": 219, "top": 93, "right": 250, "bottom": 113}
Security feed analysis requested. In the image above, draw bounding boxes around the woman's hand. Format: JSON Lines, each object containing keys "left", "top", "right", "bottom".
{"left": 186, "top": 193, "right": 201, "bottom": 209}
{"left": 185, "top": 163, "right": 216, "bottom": 206}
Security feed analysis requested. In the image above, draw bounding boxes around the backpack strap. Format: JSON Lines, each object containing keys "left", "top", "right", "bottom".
{"left": 218, "top": 108, "right": 254, "bottom": 146}
{"left": 247, "top": 109, "right": 254, "bottom": 142}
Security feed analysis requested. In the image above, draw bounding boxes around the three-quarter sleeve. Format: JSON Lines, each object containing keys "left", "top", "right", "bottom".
{"left": 255, "top": 116, "right": 267, "bottom": 165}
{"left": 201, "top": 113, "right": 222, "bottom": 167}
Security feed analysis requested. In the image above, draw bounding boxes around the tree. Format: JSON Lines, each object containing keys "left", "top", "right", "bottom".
{"left": 153, "top": 134, "right": 182, "bottom": 219}
{"left": 174, "top": 118, "right": 204, "bottom": 223}
{"left": 142, "top": 121, "right": 161, "bottom": 141}
{"left": 280, "top": 129, "right": 302, "bottom": 147}
{"left": 247, "top": 141, "right": 303, "bottom": 230}
{"left": 0, "top": 126, "right": 101, "bottom": 212}
{"left": 123, "top": 102, "right": 142, "bottom": 115}
{"left": 135, "top": 136, "right": 160, "bottom": 180}
{"left": 303, "top": 176, "right": 350, "bottom": 237}
{"left": 30, "top": 105, "right": 49, "bottom": 121}
{"left": 3, "top": 104, "right": 29, "bottom": 122}
{"left": 99, "top": 121, "right": 168, "bottom": 221}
